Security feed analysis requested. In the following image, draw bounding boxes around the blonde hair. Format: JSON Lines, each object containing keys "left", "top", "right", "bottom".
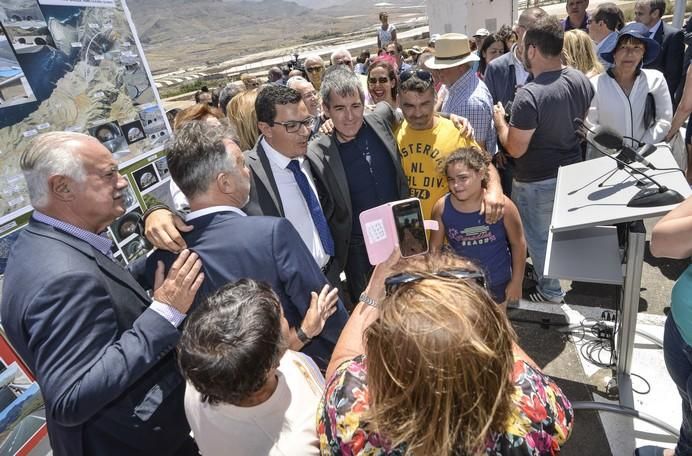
{"left": 364, "top": 253, "right": 516, "bottom": 455}
{"left": 563, "top": 29, "right": 604, "bottom": 77}
{"left": 227, "top": 89, "right": 260, "bottom": 151}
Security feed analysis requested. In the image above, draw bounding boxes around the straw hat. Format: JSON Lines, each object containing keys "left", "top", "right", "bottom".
{"left": 424, "top": 33, "right": 480, "bottom": 70}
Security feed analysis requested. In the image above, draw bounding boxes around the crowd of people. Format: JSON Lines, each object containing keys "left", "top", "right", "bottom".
{"left": 3, "top": 1, "right": 692, "bottom": 455}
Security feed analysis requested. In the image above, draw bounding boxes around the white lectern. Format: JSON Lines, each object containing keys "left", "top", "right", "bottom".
{"left": 545, "top": 144, "right": 690, "bottom": 408}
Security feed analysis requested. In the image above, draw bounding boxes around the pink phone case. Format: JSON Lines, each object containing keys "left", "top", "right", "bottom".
{"left": 359, "top": 199, "right": 440, "bottom": 265}
{"left": 359, "top": 203, "right": 398, "bottom": 265}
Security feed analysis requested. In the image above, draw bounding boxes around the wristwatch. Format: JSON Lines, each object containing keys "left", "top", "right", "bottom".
{"left": 296, "top": 327, "right": 312, "bottom": 344}
{"left": 359, "top": 292, "right": 378, "bottom": 308}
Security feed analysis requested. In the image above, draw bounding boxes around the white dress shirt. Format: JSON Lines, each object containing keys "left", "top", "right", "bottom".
{"left": 261, "top": 138, "right": 330, "bottom": 268}
{"left": 185, "top": 205, "right": 247, "bottom": 222}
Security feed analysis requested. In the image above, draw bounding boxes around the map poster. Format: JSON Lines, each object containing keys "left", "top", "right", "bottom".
{"left": 0, "top": 0, "right": 172, "bottom": 234}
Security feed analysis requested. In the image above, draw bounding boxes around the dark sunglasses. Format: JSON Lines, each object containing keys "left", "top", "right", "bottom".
{"left": 306, "top": 66, "right": 323, "bottom": 73}
{"left": 384, "top": 268, "right": 486, "bottom": 297}
{"left": 368, "top": 76, "right": 390, "bottom": 84}
{"left": 400, "top": 68, "right": 433, "bottom": 84}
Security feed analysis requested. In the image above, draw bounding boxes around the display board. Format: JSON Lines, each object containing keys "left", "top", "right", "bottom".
{"left": 0, "top": 0, "right": 174, "bottom": 271}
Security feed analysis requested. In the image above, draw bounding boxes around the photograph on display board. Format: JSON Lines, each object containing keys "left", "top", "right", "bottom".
{"left": 153, "top": 156, "right": 169, "bottom": 180}
{"left": 109, "top": 206, "right": 142, "bottom": 244}
{"left": 0, "top": 1, "right": 56, "bottom": 54}
{"left": 0, "top": 0, "right": 171, "bottom": 224}
{"left": 0, "top": 32, "right": 36, "bottom": 109}
{"left": 88, "top": 120, "right": 129, "bottom": 158}
{"left": 120, "top": 119, "right": 145, "bottom": 145}
{"left": 0, "top": 335, "right": 47, "bottom": 454}
{"left": 122, "top": 235, "right": 147, "bottom": 262}
{"left": 132, "top": 163, "right": 159, "bottom": 193}
{"left": 138, "top": 105, "right": 168, "bottom": 144}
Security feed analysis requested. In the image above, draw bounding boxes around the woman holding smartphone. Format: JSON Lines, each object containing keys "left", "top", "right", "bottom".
{"left": 317, "top": 251, "right": 573, "bottom": 455}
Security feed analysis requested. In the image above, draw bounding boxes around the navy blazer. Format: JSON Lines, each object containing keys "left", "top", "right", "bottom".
{"left": 243, "top": 138, "right": 346, "bottom": 271}
{"left": 484, "top": 51, "right": 518, "bottom": 105}
{"left": 145, "top": 211, "right": 349, "bottom": 370}
{"left": 645, "top": 22, "right": 684, "bottom": 101}
{"left": 1, "top": 220, "right": 190, "bottom": 456}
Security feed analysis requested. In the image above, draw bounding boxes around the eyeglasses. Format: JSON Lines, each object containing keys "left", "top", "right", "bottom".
{"left": 272, "top": 116, "right": 316, "bottom": 133}
{"left": 368, "top": 76, "right": 390, "bottom": 84}
{"left": 306, "top": 66, "right": 323, "bottom": 73}
{"left": 384, "top": 268, "right": 486, "bottom": 297}
{"left": 399, "top": 68, "right": 433, "bottom": 84}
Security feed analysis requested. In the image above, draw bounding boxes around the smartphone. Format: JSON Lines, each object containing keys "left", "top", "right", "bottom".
{"left": 392, "top": 199, "right": 428, "bottom": 258}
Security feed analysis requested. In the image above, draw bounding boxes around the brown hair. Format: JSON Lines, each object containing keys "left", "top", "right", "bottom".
{"left": 367, "top": 58, "right": 398, "bottom": 103}
{"left": 442, "top": 146, "right": 491, "bottom": 187}
{"left": 364, "top": 252, "right": 516, "bottom": 455}
{"left": 227, "top": 89, "right": 260, "bottom": 151}
{"left": 173, "top": 104, "right": 225, "bottom": 131}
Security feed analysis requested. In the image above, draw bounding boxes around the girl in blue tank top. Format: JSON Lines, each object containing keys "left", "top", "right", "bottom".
{"left": 430, "top": 147, "right": 527, "bottom": 308}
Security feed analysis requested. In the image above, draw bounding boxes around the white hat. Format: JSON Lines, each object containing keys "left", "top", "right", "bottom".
{"left": 473, "top": 28, "right": 490, "bottom": 37}
{"left": 424, "top": 33, "right": 480, "bottom": 70}
{"left": 429, "top": 33, "right": 441, "bottom": 43}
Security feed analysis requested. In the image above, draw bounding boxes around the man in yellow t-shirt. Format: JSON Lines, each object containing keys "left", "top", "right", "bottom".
{"left": 396, "top": 70, "right": 486, "bottom": 219}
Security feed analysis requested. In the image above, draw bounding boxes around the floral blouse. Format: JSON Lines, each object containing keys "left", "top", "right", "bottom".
{"left": 317, "top": 354, "right": 573, "bottom": 455}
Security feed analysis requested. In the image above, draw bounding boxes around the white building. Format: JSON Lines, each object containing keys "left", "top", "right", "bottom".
{"left": 425, "top": 0, "right": 518, "bottom": 36}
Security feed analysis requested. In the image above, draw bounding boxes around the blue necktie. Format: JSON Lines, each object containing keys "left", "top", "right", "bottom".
{"left": 286, "top": 160, "right": 335, "bottom": 256}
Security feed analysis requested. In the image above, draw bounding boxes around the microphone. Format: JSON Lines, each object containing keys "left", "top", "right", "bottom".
{"left": 588, "top": 125, "right": 655, "bottom": 168}
{"left": 573, "top": 119, "right": 684, "bottom": 207}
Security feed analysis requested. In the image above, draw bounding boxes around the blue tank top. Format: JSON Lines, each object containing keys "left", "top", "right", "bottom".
{"left": 442, "top": 195, "right": 512, "bottom": 292}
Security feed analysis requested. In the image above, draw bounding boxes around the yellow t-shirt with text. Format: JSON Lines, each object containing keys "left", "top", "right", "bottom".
{"left": 396, "top": 117, "right": 478, "bottom": 219}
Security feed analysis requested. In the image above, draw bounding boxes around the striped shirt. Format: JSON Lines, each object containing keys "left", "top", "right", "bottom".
{"left": 441, "top": 68, "right": 497, "bottom": 155}
{"left": 32, "top": 211, "right": 185, "bottom": 327}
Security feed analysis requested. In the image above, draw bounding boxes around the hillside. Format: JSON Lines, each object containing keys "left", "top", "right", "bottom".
{"left": 125, "top": 0, "right": 422, "bottom": 73}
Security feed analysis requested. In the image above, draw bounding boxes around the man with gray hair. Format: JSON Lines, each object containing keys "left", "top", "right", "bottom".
{"left": 1, "top": 131, "right": 204, "bottom": 455}
{"left": 313, "top": 66, "right": 408, "bottom": 301}
{"left": 303, "top": 54, "right": 325, "bottom": 90}
{"left": 287, "top": 75, "right": 321, "bottom": 119}
{"left": 145, "top": 121, "right": 348, "bottom": 370}
{"left": 330, "top": 48, "right": 354, "bottom": 71}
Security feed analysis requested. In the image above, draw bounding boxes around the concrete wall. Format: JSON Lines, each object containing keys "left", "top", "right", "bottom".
{"left": 426, "top": 0, "right": 519, "bottom": 36}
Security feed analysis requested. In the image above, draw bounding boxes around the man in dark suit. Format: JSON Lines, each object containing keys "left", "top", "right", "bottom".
{"left": 635, "top": 0, "right": 684, "bottom": 101}
{"left": 1, "top": 132, "right": 204, "bottom": 455}
{"left": 145, "top": 121, "right": 348, "bottom": 370}
{"left": 243, "top": 85, "right": 344, "bottom": 289}
{"left": 312, "top": 66, "right": 409, "bottom": 302}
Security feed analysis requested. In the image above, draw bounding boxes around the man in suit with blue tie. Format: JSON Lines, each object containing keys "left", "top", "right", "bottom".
{"left": 243, "top": 85, "right": 345, "bottom": 290}
{"left": 145, "top": 121, "right": 349, "bottom": 370}
{"left": 635, "top": 0, "right": 684, "bottom": 102}
{"left": 1, "top": 132, "right": 204, "bottom": 455}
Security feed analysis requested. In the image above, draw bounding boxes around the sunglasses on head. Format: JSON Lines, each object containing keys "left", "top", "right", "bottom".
{"left": 368, "top": 76, "right": 389, "bottom": 84}
{"left": 384, "top": 268, "right": 486, "bottom": 297}
{"left": 399, "top": 68, "right": 433, "bottom": 84}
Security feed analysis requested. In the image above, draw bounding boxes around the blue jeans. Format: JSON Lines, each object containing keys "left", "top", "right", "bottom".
{"left": 664, "top": 313, "right": 692, "bottom": 456}
{"left": 511, "top": 178, "right": 564, "bottom": 300}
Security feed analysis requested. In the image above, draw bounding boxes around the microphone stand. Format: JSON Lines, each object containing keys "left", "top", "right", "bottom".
{"left": 584, "top": 136, "right": 684, "bottom": 207}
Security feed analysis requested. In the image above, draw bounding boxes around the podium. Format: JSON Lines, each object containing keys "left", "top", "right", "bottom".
{"left": 545, "top": 144, "right": 690, "bottom": 408}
